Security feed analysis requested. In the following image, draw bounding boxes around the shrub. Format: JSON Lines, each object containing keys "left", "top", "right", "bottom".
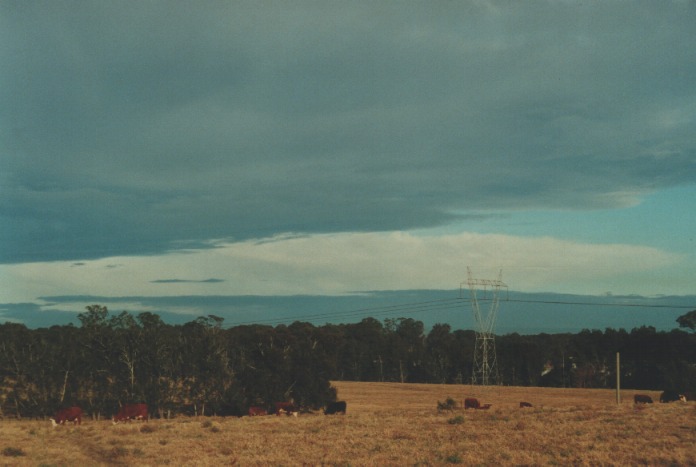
{"left": 438, "top": 397, "right": 458, "bottom": 412}
{"left": 140, "top": 424, "right": 156, "bottom": 433}
{"left": 447, "top": 415, "right": 465, "bottom": 425}
{"left": 2, "top": 447, "right": 25, "bottom": 457}
{"left": 107, "top": 446, "right": 128, "bottom": 459}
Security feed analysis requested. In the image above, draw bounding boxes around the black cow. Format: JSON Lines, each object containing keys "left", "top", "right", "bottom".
{"left": 633, "top": 394, "right": 653, "bottom": 404}
{"left": 324, "top": 401, "right": 347, "bottom": 415}
{"left": 660, "top": 390, "right": 685, "bottom": 403}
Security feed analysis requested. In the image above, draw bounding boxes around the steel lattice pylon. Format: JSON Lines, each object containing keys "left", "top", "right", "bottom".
{"left": 463, "top": 268, "right": 507, "bottom": 385}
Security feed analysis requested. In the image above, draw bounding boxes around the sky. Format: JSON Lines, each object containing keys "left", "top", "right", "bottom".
{"left": 2, "top": 1, "right": 695, "bottom": 333}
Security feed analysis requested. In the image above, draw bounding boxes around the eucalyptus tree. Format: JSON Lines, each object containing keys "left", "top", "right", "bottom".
{"left": 341, "top": 318, "right": 387, "bottom": 381}
{"left": 225, "top": 324, "right": 278, "bottom": 409}
{"left": 76, "top": 305, "right": 122, "bottom": 417}
{"left": 135, "top": 312, "right": 179, "bottom": 417}
{"left": 425, "top": 323, "right": 456, "bottom": 383}
{"left": 176, "top": 315, "right": 234, "bottom": 415}
{"left": 283, "top": 321, "right": 337, "bottom": 408}
{"left": 0, "top": 323, "right": 35, "bottom": 417}
{"left": 385, "top": 318, "right": 426, "bottom": 383}
{"left": 676, "top": 310, "right": 696, "bottom": 332}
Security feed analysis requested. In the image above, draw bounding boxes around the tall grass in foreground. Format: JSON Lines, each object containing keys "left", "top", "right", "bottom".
{"left": 1, "top": 383, "right": 693, "bottom": 465}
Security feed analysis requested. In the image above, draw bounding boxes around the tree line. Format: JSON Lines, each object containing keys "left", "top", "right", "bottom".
{"left": 1, "top": 306, "right": 694, "bottom": 419}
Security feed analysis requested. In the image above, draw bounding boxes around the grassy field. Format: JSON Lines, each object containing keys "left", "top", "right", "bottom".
{"left": 1, "top": 382, "right": 694, "bottom": 465}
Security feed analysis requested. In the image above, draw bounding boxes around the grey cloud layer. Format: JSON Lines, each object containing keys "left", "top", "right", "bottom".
{"left": 2, "top": 2, "right": 695, "bottom": 262}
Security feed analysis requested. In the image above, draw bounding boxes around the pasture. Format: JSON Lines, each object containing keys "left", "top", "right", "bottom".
{"left": 1, "top": 382, "right": 694, "bottom": 465}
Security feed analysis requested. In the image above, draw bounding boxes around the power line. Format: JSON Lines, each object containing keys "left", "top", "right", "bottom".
{"left": 224, "top": 298, "right": 464, "bottom": 327}
{"left": 222, "top": 296, "right": 694, "bottom": 328}
{"left": 506, "top": 298, "right": 694, "bottom": 309}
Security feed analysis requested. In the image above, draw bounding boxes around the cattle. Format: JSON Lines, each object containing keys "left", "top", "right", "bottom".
{"left": 112, "top": 403, "right": 148, "bottom": 424}
{"left": 248, "top": 406, "right": 268, "bottom": 416}
{"left": 682, "top": 391, "right": 695, "bottom": 402}
{"left": 633, "top": 394, "right": 653, "bottom": 404}
{"left": 274, "top": 402, "right": 298, "bottom": 417}
{"left": 519, "top": 402, "right": 533, "bottom": 408}
{"left": 50, "top": 406, "right": 82, "bottom": 427}
{"left": 660, "top": 390, "right": 686, "bottom": 403}
{"left": 464, "top": 398, "right": 480, "bottom": 409}
{"left": 324, "top": 401, "right": 347, "bottom": 415}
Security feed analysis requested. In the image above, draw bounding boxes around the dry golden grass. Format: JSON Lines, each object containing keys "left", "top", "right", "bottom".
{"left": 1, "top": 382, "right": 694, "bottom": 466}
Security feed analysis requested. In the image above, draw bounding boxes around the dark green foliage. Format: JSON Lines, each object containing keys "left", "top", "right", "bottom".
{"left": 1, "top": 307, "right": 695, "bottom": 420}
{"left": 437, "top": 397, "right": 458, "bottom": 411}
{"left": 676, "top": 309, "right": 696, "bottom": 332}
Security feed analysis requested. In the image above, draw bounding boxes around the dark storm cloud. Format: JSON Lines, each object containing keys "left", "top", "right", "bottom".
{"left": 2, "top": 1, "right": 695, "bottom": 263}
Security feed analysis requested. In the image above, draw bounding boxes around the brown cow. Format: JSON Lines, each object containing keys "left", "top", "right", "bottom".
{"left": 50, "top": 406, "right": 82, "bottom": 427}
{"left": 633, "top": 394, "right": 653, "bottom": 404}
{"left": 248, "top": 406, "right": 268, "bottom": 416}
{"left": 464, "top": 398, "right": 480, "bottom": 409}
{"left": 113, "top": 403, "right": 148, "bottom": 424}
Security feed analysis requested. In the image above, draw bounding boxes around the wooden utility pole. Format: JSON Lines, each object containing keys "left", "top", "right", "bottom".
{"left": 616, "top": 352, "right": 621, "bottom": 404}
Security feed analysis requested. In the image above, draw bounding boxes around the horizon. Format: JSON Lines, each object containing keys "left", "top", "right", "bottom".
{"left": 3, "top": 289, "right": 693, "bottom": 336}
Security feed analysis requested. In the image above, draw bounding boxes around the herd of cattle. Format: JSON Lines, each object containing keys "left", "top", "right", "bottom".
{"left": 48, "top": 400, "right": 348, "bottom": 427}
{"left": 50, "top": 403, "right": 149, "bottom": 426}
{"left": 47, "top": 390, "right": 691, "bottom": 427}
{"left": 633, "top": 390, "right": 691, "bottom": 404}
{"left": 459, "top": 397, "right": 532, "bottom": 409}
{"left": 453, "top": 390, "right": 692, "bottom": 413}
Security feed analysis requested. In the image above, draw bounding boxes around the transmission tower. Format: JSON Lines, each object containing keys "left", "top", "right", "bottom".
{"left": 462, "top": 268, "right": 507, "bottom": 385}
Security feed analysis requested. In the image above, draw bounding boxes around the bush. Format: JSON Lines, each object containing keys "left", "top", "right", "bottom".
{"left": 447, "top": 415, "right": 465, "bottom": 425}
{"left": 438, "top": 397, "right": 458, "bottom": 412}
{"left": 107, "top": 446, "right": 129, "bottom": 459}
{"left": 2, "top": 447, "right": 25, "bottom": 457}
{"left": 140, "top": 424, "right": 156, "bottom": 433}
